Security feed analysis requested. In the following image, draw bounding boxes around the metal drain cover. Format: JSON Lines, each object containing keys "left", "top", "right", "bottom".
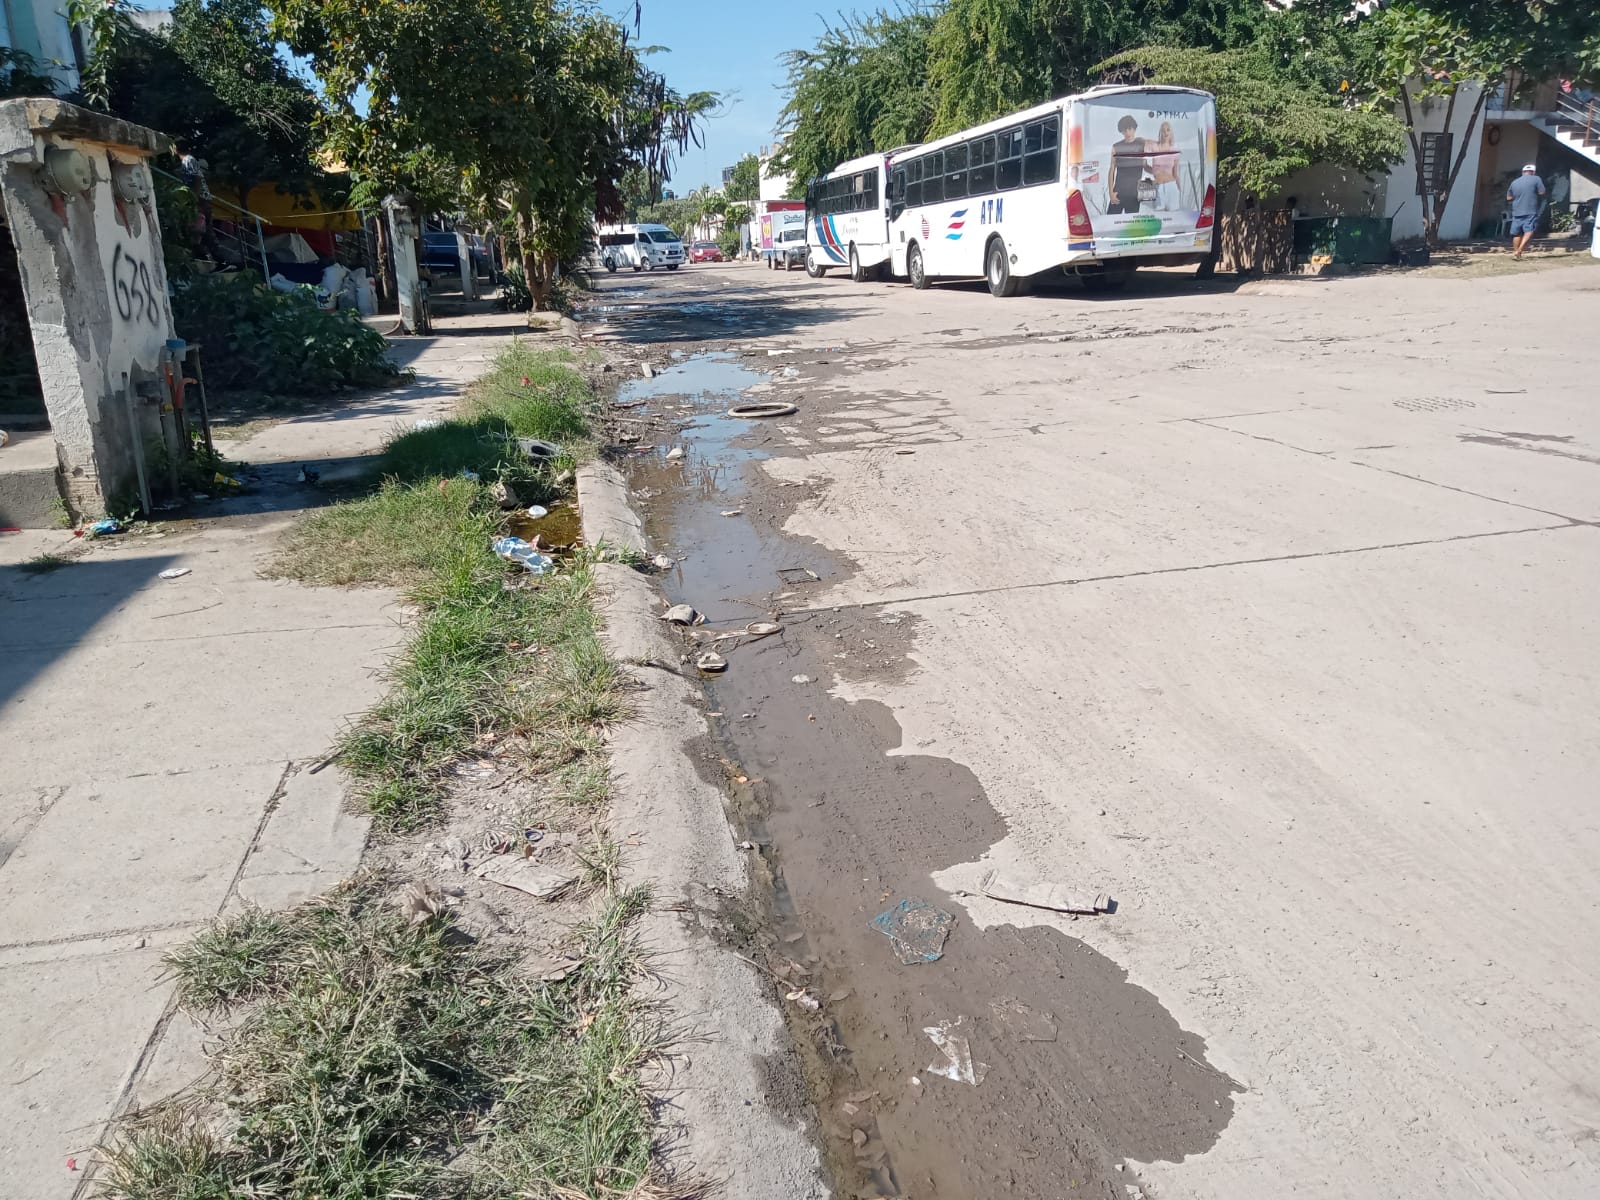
{"left": 1393, "top": 397, "right": 1478, "bottom": 412}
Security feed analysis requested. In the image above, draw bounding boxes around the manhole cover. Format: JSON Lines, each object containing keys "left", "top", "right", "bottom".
{"left": 1393, "top": 397, "right": 1477, "bottom": 412}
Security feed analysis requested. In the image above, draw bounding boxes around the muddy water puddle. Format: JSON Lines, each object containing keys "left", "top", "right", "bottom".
{"left": 620, "top": 352, "right": 1237, "bottom": 1199}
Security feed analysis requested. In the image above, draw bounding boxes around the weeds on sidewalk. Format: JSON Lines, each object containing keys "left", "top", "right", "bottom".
{"left": 269, "top": 344, "right": 623, "bottom": 828}
{"left": 98, "top": 879, "right": 662, "bottom": 1199}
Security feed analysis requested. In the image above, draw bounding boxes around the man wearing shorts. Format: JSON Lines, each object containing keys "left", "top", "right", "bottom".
{"left": 1507, "top": 163, "right": 1545, "bottom": 259}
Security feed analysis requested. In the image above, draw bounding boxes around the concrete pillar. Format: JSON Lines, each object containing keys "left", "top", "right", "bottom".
{"left": 382, "top": 195, "right": 430, "bottom": 335}
{"left": 0, "top": 98, "right": 174, "bottom": 520}
{"left": 455, "top": 231, "right": 477, "bottom": 301}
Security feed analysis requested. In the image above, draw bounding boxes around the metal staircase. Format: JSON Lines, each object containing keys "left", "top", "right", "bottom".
{"left": 1535, "top": 94, "right": 1600, "bottom": 171}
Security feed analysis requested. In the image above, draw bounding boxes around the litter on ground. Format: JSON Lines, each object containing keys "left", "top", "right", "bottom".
{"left": 661, "top": 603, "right": 704, "bottom": 625}
{"left": 924, "top": 1017, "right": 988, "bottom": 1086}
{"left": 869, "top": 898, "right": 954, "bottom": 964}
{"left": 728, "top": 401, "right": 799, "bottom": 419}
{"left": 475, "top": 856, "right": 576, "bottom": 900}
{"left": 976, "top": 869, "right": 1110, "bottom": 915}
{"left": 158, "top": 567, "right": 192, "bottom": 580}
{"left": 492, "top": 536, "right": 553, "bottom": 575}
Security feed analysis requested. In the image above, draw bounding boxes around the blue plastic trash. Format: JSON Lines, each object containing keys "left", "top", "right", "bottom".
{"left": 87, "top": 517, "right": 123, "bottom": 537}
{"left": 869, "top": 898, "right": 954, "bottom": 965}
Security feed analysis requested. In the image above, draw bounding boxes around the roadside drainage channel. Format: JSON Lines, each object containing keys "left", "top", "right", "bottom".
{"left": 616, "top": 353, "right": 1239, "bottom": 1199}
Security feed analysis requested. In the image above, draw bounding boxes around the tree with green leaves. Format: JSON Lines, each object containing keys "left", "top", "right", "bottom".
{"left": 1366, "top": 0, "right": 1600, "bottom": 245}
{"left": 726, "top": 153, "right": 761, "bottom": 200}
{"left": 269, "top": 0, "right": 714, "bottom": 310}
{"left": 1097, "top": 44, "right": 1405, "bottom": 201}
{"left": 772, "top": 8, "right": 938, "bottom": 188}
{"left": 104, "top": 0, "right": 323, "bottom": 212}
{"left": 928, "top": 0, "right": 1265, "bottom": 136}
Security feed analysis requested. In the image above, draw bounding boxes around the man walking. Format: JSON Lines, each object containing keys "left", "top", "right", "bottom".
{"left": 1507, "top": 163, "right": 1545, "bottom": 260}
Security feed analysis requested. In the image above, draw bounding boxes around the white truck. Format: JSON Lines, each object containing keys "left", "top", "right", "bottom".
{"left": 751, "top": 205, "right": 806, "bottom": 265}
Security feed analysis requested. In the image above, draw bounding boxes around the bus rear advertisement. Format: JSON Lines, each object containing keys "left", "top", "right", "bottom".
{"left": 883, "top": 85, "right": 1217, "bottom": 296}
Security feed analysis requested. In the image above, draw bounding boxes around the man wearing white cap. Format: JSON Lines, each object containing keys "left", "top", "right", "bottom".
{"left": 1506, "top": 163, "right": 1545, "bottom": 259}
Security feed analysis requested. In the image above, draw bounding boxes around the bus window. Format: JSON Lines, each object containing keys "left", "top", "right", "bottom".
{"left": 890, "top": 168, "right": 906, "bottom": 218}
{"left": 923, "top": 151, "right": 944, "bottom": 204}
{"left": 905, "top": 158, "right": 923, "bottom": 207}
{"left": 997, "top": 127, "right": 1023, "bottom": 190}
{"left": 944, "top": 144, "right": 968, "bottom": 200}
{"left": 1023, "top": 115, "right": 1060, "bottom": 186}
{"left": 969, "top": 135, "right": 996, "bottom": 195}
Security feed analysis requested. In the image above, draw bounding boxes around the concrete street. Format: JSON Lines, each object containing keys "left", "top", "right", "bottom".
{"left": 0, "top": 311, "right": 520, "bottom": 1200}
{"left": 597, "top": 255, "right": 1600, "bottom": 1198}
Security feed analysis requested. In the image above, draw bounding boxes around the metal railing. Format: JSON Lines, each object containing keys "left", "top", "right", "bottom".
{"left": 150, "top": 166, "right": 272, "bottom": 278}
{"left": 1551, "top": 92, "right": 1600, "bottom": 143}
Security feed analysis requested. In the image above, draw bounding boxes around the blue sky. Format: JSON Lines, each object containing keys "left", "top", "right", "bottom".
{"left": 629, "top": 0, "right": 802, "bottom": 192}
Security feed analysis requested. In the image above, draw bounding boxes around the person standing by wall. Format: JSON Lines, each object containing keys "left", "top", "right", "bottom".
{"left": 1507, "top": 163, "right": 1545, "bottom": 260}
{"left": 174, "top": 139, "right": 216, "bottom": 259}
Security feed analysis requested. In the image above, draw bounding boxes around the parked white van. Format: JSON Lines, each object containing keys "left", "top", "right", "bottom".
{"left": 593, "top": 223, "right": 686, "bottom": 272}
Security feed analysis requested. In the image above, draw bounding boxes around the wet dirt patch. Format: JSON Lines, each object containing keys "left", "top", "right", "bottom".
{"left": 607, "top": 342, "right": 1239, "bottom": 1198}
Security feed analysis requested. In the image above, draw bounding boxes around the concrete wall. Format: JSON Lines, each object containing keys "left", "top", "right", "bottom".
{"left": 758, "top": 151, "right": 793, "bottom": 202}
{"left": 0, "top": 98, "right": 174, "bottom": 517}
{"left": 1385, "top": 82, "right": 1487, "bottom": 242}
{"left": 1265, "top": 163, "right": 1386, "bottom": 219}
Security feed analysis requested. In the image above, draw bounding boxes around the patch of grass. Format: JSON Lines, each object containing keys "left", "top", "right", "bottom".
{"left": 267, "top": 343, "right": 624, "bottom": 829}
{"left": 19, "top": 553, "right": 70, "bottom": 575}
{"left": 464, "top": 342, "right": 594, "bottom": 449}
{"left": 99, "top": 882, "right": 663, "bottom": 1200}
{"left": 164, "top": 906, "right": 296, "bottom": 1009}
{"left": 270, "top": 475, "right": 491, "bottom": 589}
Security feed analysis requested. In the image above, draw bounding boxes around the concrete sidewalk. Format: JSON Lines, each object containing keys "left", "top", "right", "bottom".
{"left": 0, "top": 309, "right": 525, "bottom": 1199}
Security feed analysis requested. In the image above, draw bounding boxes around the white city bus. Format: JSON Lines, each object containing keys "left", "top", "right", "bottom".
{"left": 887, "top": 85, "right": 1216, "bottom": 296}
{"left": 803, "top": 148, "right": 917, "bottom": 281}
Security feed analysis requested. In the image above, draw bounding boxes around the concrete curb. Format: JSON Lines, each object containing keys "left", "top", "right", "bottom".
{"left": 576, "top": 462, "right": 829, "bottom": 1199}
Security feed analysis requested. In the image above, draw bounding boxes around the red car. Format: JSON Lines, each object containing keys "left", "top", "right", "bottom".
{"left": 689, "top": 241, "right": 725, "bottom": 263}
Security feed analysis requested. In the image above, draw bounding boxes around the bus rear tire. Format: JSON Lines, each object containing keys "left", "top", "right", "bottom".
{"left": 908, "top": 243, "right": 929, "bottom": 290}
{"left": 849, "top": 245, "right": 867, "bottom": 283}
{"left": 986, "top": 238, "right": 1022, "bottom": 298}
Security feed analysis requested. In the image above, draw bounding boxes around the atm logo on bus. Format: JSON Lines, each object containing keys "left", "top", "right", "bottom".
{"left": 979, "top": 198, "right": 1004, "bottom": 226}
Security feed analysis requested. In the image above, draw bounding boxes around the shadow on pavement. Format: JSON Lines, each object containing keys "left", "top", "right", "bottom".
{"left": 0, "top": 553, "right": 181, "bottom": 712}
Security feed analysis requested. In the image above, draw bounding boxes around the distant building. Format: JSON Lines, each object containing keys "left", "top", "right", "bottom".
{"left": 758, "top": 143, "right": 792, "bottom": 202}
{"left": 721, "top": 165, "right": 735, "bottom": 188}
{"left": 1, "top": 0, "right": 84, "bottom": 93}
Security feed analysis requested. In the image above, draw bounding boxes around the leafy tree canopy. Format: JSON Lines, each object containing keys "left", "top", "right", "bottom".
{"left": 1097, "top": 44, "right": 1406, "bottom": 197}
{"left": 104, "top": 0, "right": 324, "bottom": 210}
{"left": 726, "top": 153, "right": 761, "bottom": 201}
{"left": 772, "top": 8, "right": 938, "bottom": 189}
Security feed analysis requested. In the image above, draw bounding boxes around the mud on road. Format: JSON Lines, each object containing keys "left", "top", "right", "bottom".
{"left": 588, "top": 267, "right": 1238, "bottom": 1199}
